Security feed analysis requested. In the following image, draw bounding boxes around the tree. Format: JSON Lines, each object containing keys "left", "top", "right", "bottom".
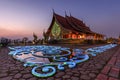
{"left": 43, "top": 30, "right": 49, "bottom": 43}
{"left": 22, "top": 37, "right": 28, "bottom": 45}
{"left": 33, "top": 33, "right": 38, "bottom": 45}
{"left": 0, "top": 37, "right": 10, "bottom": 47}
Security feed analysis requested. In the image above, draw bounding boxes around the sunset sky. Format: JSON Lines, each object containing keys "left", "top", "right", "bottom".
{"left": 0, "top": 0, "right": 120, "bottom": 40}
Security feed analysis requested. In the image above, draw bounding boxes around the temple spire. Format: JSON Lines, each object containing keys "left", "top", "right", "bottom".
{"left": 52, "top": 9, "right": 55, "bottom": 14}
{"left": 65, "top": 11, "right": 67, "bottom": 16}
{"left": 52, "top": 9, "right": 56, "bottom": 17}
{"left": 69, "top": 12, "right": 72, "bottom": 17}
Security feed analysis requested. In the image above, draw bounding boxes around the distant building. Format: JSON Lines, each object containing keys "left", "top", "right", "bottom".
{"left": 46, "top": 12, "right": 104, "bottom": 41}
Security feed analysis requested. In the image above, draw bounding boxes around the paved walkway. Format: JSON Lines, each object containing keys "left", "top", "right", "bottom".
{"left": 96, "top": 46, "right": 120, "bottom": 80}
{"left": 0, "top": 45, "right": 120, "bottom": 80}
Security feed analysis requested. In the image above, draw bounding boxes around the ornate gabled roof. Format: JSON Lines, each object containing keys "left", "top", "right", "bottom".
{"left": 53, "top": 13, "right": 76, "bottom": 32}
{"left": 65, "top": 16, "right": 84, "bottom": 32}
{"left": 69, "top": 16, "right": 91, "bottom": 31}
{"left": 55, "top": 13, "right": 87, "bottom": 34}
{"left": 47, "top": 12, "right": 104, "bottom": 36}
{"left": 65, "top": 15, "right": 93, "bottom": 34}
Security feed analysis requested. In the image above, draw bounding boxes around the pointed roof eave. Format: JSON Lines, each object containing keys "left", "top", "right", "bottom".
{"left": 66, "top": 16, "right": 90, "bottom": 33}
{"left": 52, "top": 8, "right": 55, "bottom": 14}
{"left": 46, "top": 12, "right": 56, "bottom": 34}
{"left": 70, "top": 16, "right": 93, "bottom": 33}
{"left": 65, "top": 16, "right": 84, "bottom": 33}
{"left": 54, "top": 13, "right": 78, "bottom": 33}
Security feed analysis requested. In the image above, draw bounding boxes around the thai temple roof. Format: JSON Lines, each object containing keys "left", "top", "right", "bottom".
{"left": 47, "top": 12, "right": 104, "bottom": 36}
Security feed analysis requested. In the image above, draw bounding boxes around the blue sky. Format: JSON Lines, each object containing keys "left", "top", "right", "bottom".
{"left": 0, "top": 0, "right": 120, "bottom": 39}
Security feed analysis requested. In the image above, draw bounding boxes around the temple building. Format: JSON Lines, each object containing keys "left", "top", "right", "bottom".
{"left": 46, "top": 12, "right": 104, "bottom": 41}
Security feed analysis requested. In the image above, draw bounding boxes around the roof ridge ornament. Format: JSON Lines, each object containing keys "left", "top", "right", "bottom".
{"left": 52, "top": 9, "right": 55, "bottom": 14}
{"left": 65, "top": 11, "right": 67, "bottom": 17}
{"left": 69, "top": 12, "right": 72, "bottom": 17}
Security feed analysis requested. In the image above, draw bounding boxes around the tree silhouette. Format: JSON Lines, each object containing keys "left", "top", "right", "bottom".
{"left": 0, "top": 37, "right": 10, "bottom": 47}
{"left": 22, "top": 37, "right": 28, "bottom": 45}
{"left": 43, "top": 30, "right": 49, "bottom": 43}
{"left": 33, "top": 33, "right": 38, "bottom": 45}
